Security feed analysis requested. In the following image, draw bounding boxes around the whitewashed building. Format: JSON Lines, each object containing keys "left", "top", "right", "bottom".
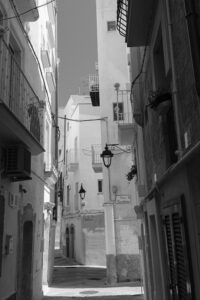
{"left": 59, "top": 95, "right": 106, "bottom": 266}
{"left": 0, "top": 0, "right": 58, "bottom": 299}
{"left": 96, "top": 0, "right": 141, "bottom": 283}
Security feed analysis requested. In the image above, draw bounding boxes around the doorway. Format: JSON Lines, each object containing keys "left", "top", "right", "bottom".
{"left": 21, "top": 221, "right": 33, "bottom": 299}
{"left": 66, "top": 227, "right": 69, "bottom": 257}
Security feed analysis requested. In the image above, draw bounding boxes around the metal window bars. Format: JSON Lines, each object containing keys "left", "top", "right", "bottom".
{"left": 117, "top": 0, "right": 129, "bottom": 37}
{"left": 0, "top": 39, "right": 42, "bottom": 143}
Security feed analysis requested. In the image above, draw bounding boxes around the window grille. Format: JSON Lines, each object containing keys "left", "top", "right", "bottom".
{"left": 117, "top": 0, "right": 128, "bottom": 37}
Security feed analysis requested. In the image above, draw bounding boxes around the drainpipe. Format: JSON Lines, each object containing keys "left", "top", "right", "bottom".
{"left": 165, "top": 0, "right": 183, "bottom": 159}
{"left": 54, "top": 1, "right": 58, "bottom": 222}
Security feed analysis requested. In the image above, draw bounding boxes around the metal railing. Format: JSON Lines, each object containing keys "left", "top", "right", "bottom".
{"left": 89, "top": 74, "right": 99, "bottom": 92}
{"left": 114, "top": 90, "right": 133, "bottom": 124}
{"left": 117, "top": 0, "right": 129, "bottom": 37}
{"left": 0, "top": 39, "right": 42, "bottom": 143}
{"left": 91, "top": 145, "right": 102, "bottom": 164}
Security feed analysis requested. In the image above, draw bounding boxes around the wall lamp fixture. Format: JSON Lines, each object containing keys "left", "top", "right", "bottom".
{"left": 100, "top": 144, "right": 114, "bottom": 168}
{"left": 79, "top": 184, "right": 86, "bottom": 200}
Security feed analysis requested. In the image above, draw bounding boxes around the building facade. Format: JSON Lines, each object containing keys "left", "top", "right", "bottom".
{"left": 59, "top": 95, "right": 106, "bottom": 266}
{"left": 0, "top": 0, "right": 58, "bottom": 299}
{"left": 117, "top": 0, "right": 200, "bottom": 299}
{"left": 96, "top": 0, "right": 141, "bottom": 284}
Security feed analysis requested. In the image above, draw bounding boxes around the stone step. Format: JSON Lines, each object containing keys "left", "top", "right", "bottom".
{"left": 43, "top": 295, "right": 144, "bottom": 300}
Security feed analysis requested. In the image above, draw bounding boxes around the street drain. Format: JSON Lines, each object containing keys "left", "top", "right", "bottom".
{"left": 89, "top": 277, "right": 101, "bottom": 280}
{"left": 80, "top": 290, "right": 98, "bottom": 295}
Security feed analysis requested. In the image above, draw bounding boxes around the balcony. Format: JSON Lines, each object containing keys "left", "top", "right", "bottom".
{"left": 44, "top": 161, "right": 59, "bottom": 187}
{"left": 117, "top": 0, "right": 157, "bottom": 47}
{"left": 89, "top": 74, "right": 99, "bottom": 106}
{"left": 46, "top": 71, "right": 55, "bottom": 93}
{"left": 14, "top": 0, "right": 39, "bottom": 22}
{"left": 91, "top": 145, "right": 102, "bottom": 173}
{"left": 114, "top": 89, "right": 136, "bottom": 145}
{"left": 67, "top": 149, "right": 79, "bottom": 172}
{"left": 41, "top": 50, "right": 51, "bottom": 69}
{"left": 0, "top": 39, "right": 44, "bottom": 155}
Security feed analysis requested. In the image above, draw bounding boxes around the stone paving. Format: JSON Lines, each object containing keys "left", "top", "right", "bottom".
{"left": 43, "top": 255, "right": 144, "bottom": 300}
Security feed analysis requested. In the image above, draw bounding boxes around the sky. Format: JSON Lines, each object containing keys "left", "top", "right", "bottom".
{"left": 57, "top": 0, "right": 97, "bottom": 107}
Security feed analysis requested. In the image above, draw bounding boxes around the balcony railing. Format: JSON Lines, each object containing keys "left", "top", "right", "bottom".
{"left": 0, "top": 39, "right": 42, "bottom": 144}
{"left": 117, "top": 0, "right": 128, "bottom": 37}
{"left": 114, "top": 90, "right": 133, "bottom": 124}
{"left": 89, "top": 74, "right": 99, "bottom": 106}
{"left": 91, "top": 145, "right": 102, "bottom": 173}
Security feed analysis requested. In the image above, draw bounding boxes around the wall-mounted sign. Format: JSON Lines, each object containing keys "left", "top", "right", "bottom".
{"left": 116, "top": 195, "right": 131, "bottom": 203}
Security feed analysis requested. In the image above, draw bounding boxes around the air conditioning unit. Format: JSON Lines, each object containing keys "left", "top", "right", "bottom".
{"left": 5, "top": 144, "right": 32, "bottom": 181}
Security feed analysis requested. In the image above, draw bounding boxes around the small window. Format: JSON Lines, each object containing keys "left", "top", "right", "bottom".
{"left": 98, "top": 180, "right": 103, "bottom": 193}
{"left": 113, "top": 102, "right": 124, "bottom": 121}
{"left": 0, "top": 10, "right": 3, "bottom": 26}
{"left": 67, "top": 185, "right": 70, "bottom": 206}
{"left": 107, "top": 21, "right": 116, "bottom": 31}
{"left": 59, "top": 149, "right": 61, "bottom": 156}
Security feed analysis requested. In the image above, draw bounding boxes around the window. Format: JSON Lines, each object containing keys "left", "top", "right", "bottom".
{"left": 66, "top": 185, "right": 70, "bottom": 206}
{"left": 113, "top": 102, "right": 124, "bottom": 121}
{"left": 45, "top": 120, "right": 51, "bottom": 170}
{"left": 98, "top": 180, "right": 103, "bottom": 193}
{"left": 107, "top": 21, "right": 116, "bottom": 31}
{"left": 74, "top": 182, "right": 79, "bottom": 211}
{"left": 162, "top": 196, "right": 193, "bottom": 299}
{"left": 0, "top": 9, "right": 3, "bottom": 26}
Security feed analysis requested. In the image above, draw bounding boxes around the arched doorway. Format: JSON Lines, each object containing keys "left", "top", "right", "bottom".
{"left": 66, "top": 226, "right": 69, "bottom": 258}
{"left": 21, "top": 221, "right": 33, "bottom": 299}
{"left": 70, "top": 224, "right": 75, "bottom": 259}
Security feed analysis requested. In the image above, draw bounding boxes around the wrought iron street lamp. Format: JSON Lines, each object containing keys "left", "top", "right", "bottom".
{"left": 100, "top": 144, "right": 114, "bottom": 168}
{"left": 78, "top": 184, "right": 86, "bottom": 200}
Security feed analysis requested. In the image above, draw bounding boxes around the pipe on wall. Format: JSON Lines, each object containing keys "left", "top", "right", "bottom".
{"left": 183, "top": 0, "right": 200, "bottom": 97}
{"left": 165, "top": 0, "right": 183, "bottom": 159}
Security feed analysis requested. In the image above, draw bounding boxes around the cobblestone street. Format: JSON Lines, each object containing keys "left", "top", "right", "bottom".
{"left": 43, "top": 255, "right": 144, "bottom": 300}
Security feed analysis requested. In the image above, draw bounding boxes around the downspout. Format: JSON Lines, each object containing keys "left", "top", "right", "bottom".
{"left": 54, "top": 1, "right": 58, "bottom": 221}
{"left": 165, "top": 0, "right": 183, "bottom": 159}
{"left": 183, "top": 0, "right": 200, "bottom": 97}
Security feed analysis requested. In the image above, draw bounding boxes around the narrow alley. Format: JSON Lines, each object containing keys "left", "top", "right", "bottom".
{"left": 43, "top": 251, "right": 144, "bottom": 300}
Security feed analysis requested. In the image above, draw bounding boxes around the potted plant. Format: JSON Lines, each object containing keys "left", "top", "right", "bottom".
{"left": 126, "top": 164, "right": 137, "bottom": 182}
{"left": 148, "top": 89, "right": 172, "bottom": 115}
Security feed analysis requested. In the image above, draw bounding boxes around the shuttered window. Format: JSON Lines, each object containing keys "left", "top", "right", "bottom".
{"left": 0, "top": 195, "right": 5, "bottom": 277}
{"left": 163, "top": 196, "right": 193, "bottom": 300}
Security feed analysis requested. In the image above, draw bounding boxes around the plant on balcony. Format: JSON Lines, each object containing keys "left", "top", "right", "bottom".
{"left": 148, "top": 89, "right": 172, "bottom": 115}
{"left": 126, "top": 164, "right": 137, "bottom": 182}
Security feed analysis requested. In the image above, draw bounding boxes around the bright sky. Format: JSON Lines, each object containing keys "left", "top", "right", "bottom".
{"left": 57, "top": 0, "right": 97, "bottom": 107}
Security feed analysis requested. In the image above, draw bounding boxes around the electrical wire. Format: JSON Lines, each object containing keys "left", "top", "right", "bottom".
{"left": 1, "top": 0, "right": 55, "bottom": 22}
{"left": 58, "top": 116, "right": 107, "bottom": 122}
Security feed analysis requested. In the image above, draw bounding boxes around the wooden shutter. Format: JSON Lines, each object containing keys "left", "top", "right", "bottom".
{"left": 163, "top": 196, "right": 193, "bottom": 300}
{"left": 0, "top": 195, "right": 5, "bottom": 277}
